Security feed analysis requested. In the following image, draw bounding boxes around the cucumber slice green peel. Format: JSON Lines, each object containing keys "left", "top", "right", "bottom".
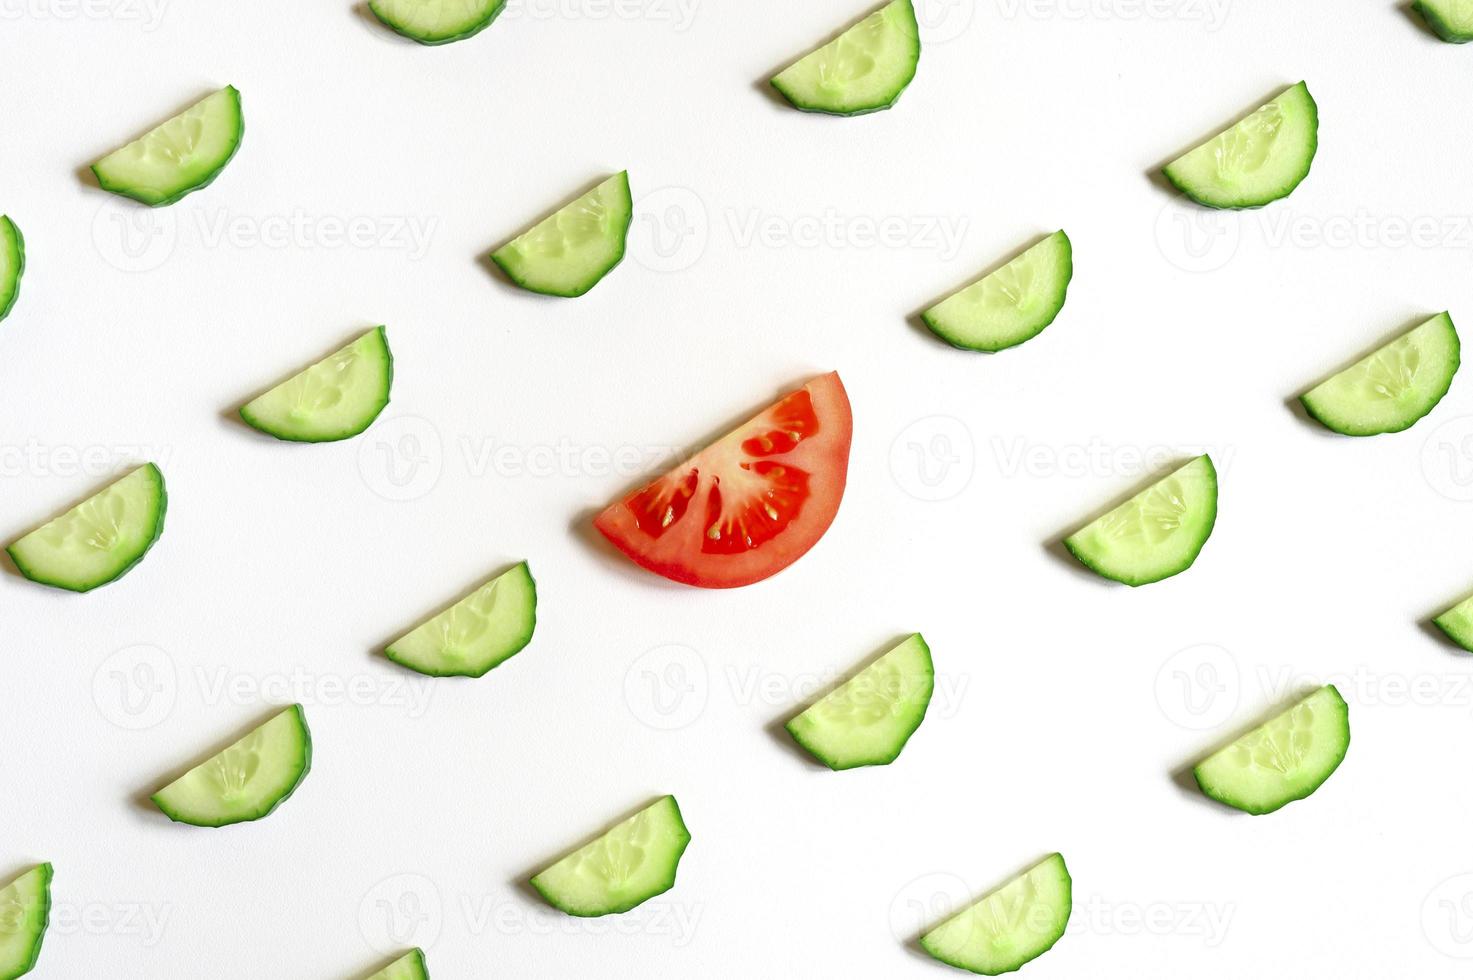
{"left": 531, "top": 796, "right": 691, "bottom": 917}
{"left": 1193, "top": 685, "right": 1349, "bottom": 815}
{"left": 1163, "top": 82, "right": 1317, "bottom": 209}
{"left": 386, "top": 562, "right": 536, "bottom": 677}
{"left": 369, "top": 0, "right": 505, "bottom": 44}
{"left": 1300, "top": 313, "right": 1459, "bottom": 436}
{"left": 0, "top": 216, "right": 23, "bottom": 323}
{"left": 1063, "top": 455, "right": 1217, "bottom": 587}
{"left": 919, "top": 853, "right": 1072, "bottom": 976}
{"left": 151, "top": 705, "right": 312, "bottom": 827}
{"left": 1416, "top": 0, "right": 1473, "bottom": 41}
{"left": 364, "top": 949, "right": 429, "bottom": 980}
{"left": 92, "top": 86, "right": 243, "bottom": 207}
{"left": 1434, "top": 593, "right": 1473, "bottom": 652}
{"left": 7, "top": 464, "right": 167, "bottom": 593}
{"left": 490, "top": 172, "right": 632, "bottom": 297}
{"left": 0, "top": 864, "right": 52, "bottom": 980}
{"left": 922, "top": 231, "right": 1072, "bottom": 352}
{"left": 786, "top": 633, "right": 933, "bottom": 770}
{"left": 771, "top": 0, "right": 920, "bottom": 116}
{"left": 239, "top": 327, "right": 393, "bottom": 443}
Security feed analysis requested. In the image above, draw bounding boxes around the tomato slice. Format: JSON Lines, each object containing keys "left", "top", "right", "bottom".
{"left": 594, "top": 372, "right": 853, "bottom": 588}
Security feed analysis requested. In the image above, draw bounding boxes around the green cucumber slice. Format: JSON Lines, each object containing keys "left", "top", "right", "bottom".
{"left": 920, "top": 853, "right": 1072, "bottom": 976}
{"left": 1063, "top": 455, "right": 1217, "bottom": 586}
{"left": 239, "top": 327, "right": 393, "bottom": 442}
{"left": 386, "top": 562, "right": 536, "bottom": 677}
{"left": 922, "top": 231, "right": 1072, "bottom": 352}
{"left": 1193, "top": 685, "right": 1349, "bottom": 815}
{"left": 1300, "top": 313, "right": 1460, "bottom": 436}
{"left": 0, "top": 865, "right": 51, "bottom": 980}
{"left": 1416, "top": 0, "right": 1473, "bottom": 41}
{"left": 0, "top": 216, "right": 23, "bottom": 323}
{"left": 771, "top": 0, "right": 920, "bottom": 116}
{"left": 531, "top": 796, "right": 691, "bottom": 917}
{"left": 1434, "top": 593, "right": 1473, "bottom": 651}
{"left": 92, "top": 86, "right": 243, "bottom": 207}
{"left": 1163, "top": 82, "right": 1317, "bottom": 209}
{"left": 369, "top": 0, "right": 505, "bottom": 43}
{"left": 151, "top": 705, "right": 312, "bottom": 827}
{"left": 786, "top": 633, "right": 933, "bottom": 770}
{"left": 365, "top": 949, "right": 428, "bottom": 980}
{"left": 7, "top": 464, "right": 167, "bottom": 593}
{"left": 490, "top": 172, "right": 632, "bottom": 297}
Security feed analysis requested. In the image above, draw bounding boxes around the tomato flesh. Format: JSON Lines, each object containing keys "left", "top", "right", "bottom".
{"left": 595, "top": 373, "right": 852, "bottom": 588}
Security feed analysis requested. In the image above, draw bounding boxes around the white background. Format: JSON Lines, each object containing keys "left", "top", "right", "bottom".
{"left": 3, "top": 0, "right": 1473, "bottom": 977}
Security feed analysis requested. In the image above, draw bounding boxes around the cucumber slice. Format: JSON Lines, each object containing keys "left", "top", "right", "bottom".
{"left": 151, "top": 705, "right": 312, "bottom": 827}
{"left": 922, "top": 231, "right": 1072, "bottom": 352}
{"left": 0, "top": 216, "right": 23, "bottom": 323}
{"left": 1193, "top": 685, "right": 1349, "bottom": 815}
{"left": 7, "top": 464, "right": 167, "bottom": 593}
{"left": 919, "top": 853, "right": 1072, "bottom": 976}
{"left": 490, "top": 172, "right": 632, "bottom": 297}
{"left": 1300, "top": 313, "right": 1460, "bottom": 436}
{"left": 369, "top": 0, "right": 505, "bottom": 43}
{"left": 239, "top": 327, "right": 393, "bottom": 443}
{"left": 1416, "top": 0, "right": 1473, "bottom": 41}
{"left": 770, "top": 0, "right": 920, "bottom": 116}
{"left": 1434, "top": 593, "right": 1473, "bottom": 651}
{"left": 531, "top": 796, "right": 691, "bottom": 917}
{"left": 1162, "top": 82, "right": 1317, "bottom": 209}
{"left": 0, "top": 864, "right": 51, "bottom": 980}
{"left": 386, "top": 562, "right": 536, "bottom": 677}
{"left": 1063, "top": 455, "right": 1217, "bottom": 586}
{"left": 92, "top": 86, "right": 243, "bottom": 207}
{"left": 365, "top": 949, "right": 428, "bottom": 980}
{"left": 785, "top": 633, "right": 933, "bottom": 770}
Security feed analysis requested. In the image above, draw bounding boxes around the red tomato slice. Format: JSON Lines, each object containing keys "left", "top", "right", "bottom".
{"left": 595, "top": 372, "right": 852, "bottom": 588}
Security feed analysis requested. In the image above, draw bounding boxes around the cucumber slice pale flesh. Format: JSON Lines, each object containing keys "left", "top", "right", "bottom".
{"left": 239, "top": 327, "right": 393, "bottom": 442}
{"left": 922, "top": 231, "right": 1072, "bottom": 352}
{"left": 1163, "top": 82, "right": 1317, "bottom": 209}
{"left": 92, "top": 86, "right": 243, "bottom": 207}
{"left": 7, "top": 464, "right": 167, "bottom": 593}
{"left": 0, "top": 864, "right": 51, "bottom": 980}
{"left": 0, "top": 216, "right": 23, "bottom": 323}
{"left": 1434, "top": 593, "right": 1473, "bottom": 651}
{"left": 364, "top": 949, "right": 428, "bottom": 980}
{"left": 920, "top": 853, "right": 1072, "bottom": 976}
{"left": 531, "top": 796, "right": 691, "bottom": 917}
{"left": 1193, "top": 685, "right": 1349, "bottom": 815}
{"left": 1416, "top": 0, "right": 1473, "bottom": 41}
{"left": 1300, "top": 313, "right": 1459, "bottom": 436}
{"left": 151, "top": 705, "right": 312, "bottom": 827}
{"left": 771, "top": 0, "right": 920, "bottom": 115}
{"left": 786, "top": 633, "right": 933, "bottom": 770}
{"left": 1063, "top": 455, "right": 1217, "bottom": 587}
{"left": 386, "top": 562, "right": 536, "bottom": 677}
{"left": 369, "top": 0, "right": 505, "bottom": 43}
{"left": 490, "top": 172, "right": 632, "bottom": 297}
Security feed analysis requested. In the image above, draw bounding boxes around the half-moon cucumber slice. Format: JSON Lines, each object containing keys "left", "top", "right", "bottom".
{"left": 1163, "top": 82, "right": 1317, "bottom": 209}
{"left": 490, "top": 172, "right": 632, "bottom": 297}
{"left": 7, "top": 464, "right": 167, "bottom": 593}
{"left": 771, "top": 0, "right": 920, "bottom": 115}
{"left": 151, "top": 705, "right": 312, "bottom": 827}
{"left": 386, "top": 562, "right": 537, "bottom": 677}
{"left": 239, "top": 327, "right": 393, "bottom": 443}
{"left": 1193, "top": 685, "right": 1349, "bottom": 815}
{"left": 0, "top": 864, "right": 51, "bottom": 980}
{"left": 919, "top": 853, "right": 1072, "bottom": 976}
{"left": 1300, "top": 313, "right": 1459, "bottom": 436}
{"left": 369, "top": 0, "right": 505, "bottom": 43}
{"left": 364, "top": 949, "right": 428, "bottom": 980}
{"left": 1063, "top": 455, "right": 1217, "bottom": 586}
{"left": 786, "top": 633, "right": 933, "bottom": 770}
{"left": 1434, "top": 592, "right": 1473, "bottom": 651}
{"left": 0, "top": 216, "right": 24, "bottom": 323}
{"left": 92, "top": 86, "right": 244, "bottom": 207}
{"left": 1416, "top": 0, "right": 1473, "bottom": 41}
{"left": 531, "top": 796, "right": 691, "bottom": 917}
{"left": 922, "top": 231, "right": 1072, "bottom": 352}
